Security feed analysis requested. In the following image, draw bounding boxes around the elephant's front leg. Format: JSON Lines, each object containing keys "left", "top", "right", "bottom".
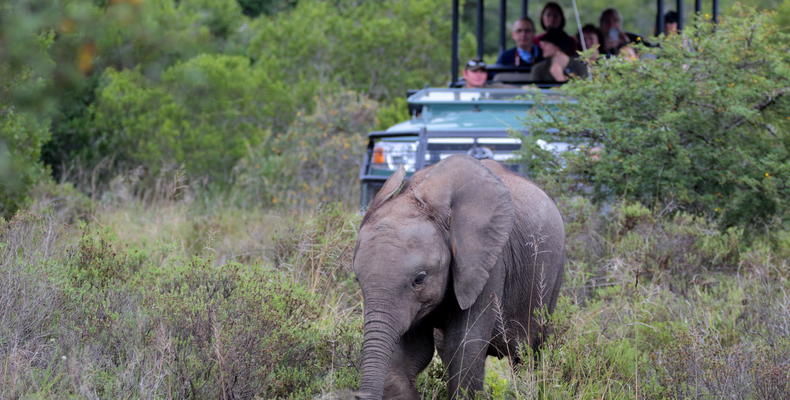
{"left": 437, "top": 296, "right": 499, "bottom": 399}
{"left": 437, "top": 266, "right": 505, "bottom": 399}
{"left": 383, "top": 321, "right": 435, "bottom": 399}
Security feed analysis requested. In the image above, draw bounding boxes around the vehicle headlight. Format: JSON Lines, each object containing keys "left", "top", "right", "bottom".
{"left": 371, "top": 140, "right": 418, "bottom": 172}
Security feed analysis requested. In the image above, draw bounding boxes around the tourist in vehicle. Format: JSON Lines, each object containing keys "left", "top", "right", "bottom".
{"left": 462, "top": 58, "right": 489, "bottom": 88}
{"left": 497, "top": 17, "right": 543, "bottom": 67}
{"left": 662, "top": 11, "right": 679, "bottom": 35}
{"left": 577, "top": 24, "right": 602, "bottom": 61}
{"left": 529, "top": 29, "right": 587, "bottom": 83}
{"left": 599, "top": 8, "right": 641, "bottom": 57}
{"left": 535, "top": 2, "right": 568, "bottom": 42}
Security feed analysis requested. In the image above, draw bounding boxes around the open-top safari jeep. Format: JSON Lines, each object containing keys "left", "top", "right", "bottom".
{"left": 359, "top": 88, "right": 574, "bottom": 207}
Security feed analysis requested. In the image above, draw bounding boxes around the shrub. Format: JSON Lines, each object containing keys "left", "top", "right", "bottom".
{"left": 0, "top": 108, "right": 52, "bottom": 217}
{"left": 233, "top": 90, "right": 377, "bottom": 208}
{"left": 87, "top": 54, "right": 295, "bottom": 185}
{"left": 248, "top": 0, "right": 454, "bottom": 101}
{"left": 150, "top": 259, "right": 360, "bottom": 398}
{"left": 236, "top": 0, "right": 296, "bottom": 17}
{"left": 375, "top": 97, "right": 411, "bottom": 131}
{"left": 1, "top": 201, "right": 363, "bottom": 398}
{"left": 67, "top": 228, "right": 147, "bottom": 289}
{"left": 0, "top": 212, "right": 66, "bottom": 399}
{"left": 32, "top": 0, "right": 240, "bottom": 178}
{"left": 0, "top": 32, "right": 54, "bottom": 217}
{"left": 521, "top": 7, "right": 789, "bottom": 228}
{"left": 271, "top": 202, "right": 360, "bottom": 299}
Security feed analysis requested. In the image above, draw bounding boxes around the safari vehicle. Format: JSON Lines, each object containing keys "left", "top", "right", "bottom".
{"left": 359, "top": 0, "right": 720, "bottom": 208}
{"left": 358, "top": 88, "right": 574, "bottom": 207}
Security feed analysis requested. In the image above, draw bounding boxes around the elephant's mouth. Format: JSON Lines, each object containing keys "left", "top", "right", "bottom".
{"left": 414, "top": 295, "right": 446, "bottom": 324}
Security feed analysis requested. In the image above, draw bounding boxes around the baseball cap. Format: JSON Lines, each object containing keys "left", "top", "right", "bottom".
{"left": 465, "top": 58, "right": 487, "bottom": 71}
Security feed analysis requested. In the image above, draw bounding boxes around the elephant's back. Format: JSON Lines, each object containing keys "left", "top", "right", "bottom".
{"left": 479, "top": 160, "right": 564, "bottom": 246}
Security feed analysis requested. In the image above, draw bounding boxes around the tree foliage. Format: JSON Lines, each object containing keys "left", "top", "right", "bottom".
{"left": 88, "top": 55, "right": 295, "bottom": 183}
{"left": 236, "top": 0, "right": 297, "bottom": 18}
{"left": 0, "top": 31, "right": 53, "bottom": 216}
{"left": 248, "top": 0, "right": 455, "bottom": 100}
{"left": 522, "top": 7, "right": 789, "bottom": 227}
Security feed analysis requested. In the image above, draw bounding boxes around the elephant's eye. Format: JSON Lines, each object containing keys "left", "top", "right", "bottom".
{"left": 412, "top": 271, "right": 428, "bottom": 287}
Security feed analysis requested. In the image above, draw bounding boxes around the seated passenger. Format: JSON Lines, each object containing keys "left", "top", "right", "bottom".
{"left": 497, "top": 17, "right": 543, "bottom": 67}
{"left": 462, "top": 59, "right": 489, "bottom": 88}
{"left": 577, "top": 24, "right": 602, "bottom": 61}
{"left": 599, "top": 8, "right": 642, "bottom": 57}
{"left": 535, "top": 3, "right": 569, "bottom": 43}
{"left": 529, "top": 29, "right": 587, "bottom": 83}
{"left": 662, "top": 11, "right": 679, "bottom": 35}
{"left": 463, "top": 59, "right": 516, "bottom": 88}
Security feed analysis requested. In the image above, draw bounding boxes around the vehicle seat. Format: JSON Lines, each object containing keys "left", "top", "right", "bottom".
{"left": 492, "top": 72, "right": 532, "bottom": 83}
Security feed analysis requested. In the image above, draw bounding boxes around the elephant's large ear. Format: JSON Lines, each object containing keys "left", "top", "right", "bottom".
{"left": 413, "top": 155, "right": 514, "bottom": 310}
{"left": 366, "top": 166, "right": 407, "bottom": 213}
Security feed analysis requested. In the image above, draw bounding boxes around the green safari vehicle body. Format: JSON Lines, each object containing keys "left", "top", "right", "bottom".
{"left": 359, "top": 87, "right": 574, "bottom": 208}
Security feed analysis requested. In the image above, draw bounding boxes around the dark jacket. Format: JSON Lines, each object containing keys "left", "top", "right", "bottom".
{"left": 496, "top": 45, "right": 543, "bottom": 67}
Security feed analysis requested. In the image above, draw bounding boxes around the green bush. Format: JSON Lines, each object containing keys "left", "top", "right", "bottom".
{"left": 1, "top": 203, "right": 363, "bottom": 398}
{"left": 0, "top": 108, "right": 52, "bottom": 217}
{"left": 87, "top": 54, "right": 295, "bottom": 184}
{"left": 248, "top": 0, "right": 454, "bottom": 101}
{"left": 67, "top": 228, "right": 147, "bottom": 289}
{"left": 9, "top": 0, "right": 244, "bottom": 182}
{"left": 180, "top": 0, "right": 244, "bottom": 39}
{"left": 522, "top": 7, "right": 789, "bottom": 228}
{"left": 271, "top": 202, "right": 360, "bottom": 299}
{"left": 0, "top": 31, "right": 54, "bottom": 217}
{"left": 375, "top": 97, "right": 411, "bottom": 131}
{"left": 233, "top": 90, "right": 377, "bottom": 208}
{"left": 236, "top": 0, "right": 296, "bottom": 17}
{"left": 149, "top": 259, "right": 360, "bottom": 398}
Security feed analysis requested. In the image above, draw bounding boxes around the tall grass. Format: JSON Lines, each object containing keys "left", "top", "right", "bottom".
{"left": 1, "top": 180, "right": 787, "bottom": 399}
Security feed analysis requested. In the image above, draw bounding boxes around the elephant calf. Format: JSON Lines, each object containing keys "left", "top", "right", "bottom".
{"left": 353, "top": 155, "right": 565, "bottom": 399}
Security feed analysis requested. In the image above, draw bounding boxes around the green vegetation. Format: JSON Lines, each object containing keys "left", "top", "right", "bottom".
{"left": 0, "top": 203, "right": 361, "bottom": 398}
{"left": 2, "top": 190, "right": 786, "bottom": 398}
{"left": 1, "top": 0, "right": 788, "bottom": 398}
{"left": 523, "top": 6, "right": 788, "bottom": 228}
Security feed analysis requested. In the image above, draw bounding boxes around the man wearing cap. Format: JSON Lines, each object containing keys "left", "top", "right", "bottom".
{"left": 529, "top": 29, "right": 587, "bottom": 83}
{"left": 463, "top": 59, "right": 517, "bottom": 88}
{"left": 497, "top": 17, "right": 543, "bottom": 67}
{"left": 463, "top": 59, "right": 489, "bottom": 88}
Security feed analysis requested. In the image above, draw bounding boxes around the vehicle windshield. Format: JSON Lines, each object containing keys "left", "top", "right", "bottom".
{"left": 408, "top": 88, "right": 570, "bottom": 104}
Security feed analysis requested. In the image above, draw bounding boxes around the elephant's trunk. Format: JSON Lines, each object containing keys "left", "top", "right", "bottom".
{"left": 357, "top": 305, "right": 402, "bottom": 400}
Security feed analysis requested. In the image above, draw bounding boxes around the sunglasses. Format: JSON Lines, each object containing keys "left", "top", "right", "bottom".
{"left": 465, "top": 59, "right": 487, "bottom": 69}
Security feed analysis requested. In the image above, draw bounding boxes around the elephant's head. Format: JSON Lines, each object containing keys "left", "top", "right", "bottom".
{"left": 353, "top": 155, "right": 515, "bottom": 399}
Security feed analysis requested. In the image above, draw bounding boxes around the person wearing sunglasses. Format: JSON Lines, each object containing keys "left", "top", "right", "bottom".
{"left": 463, "top": 59, "right": 489, "bottom": 88}
{"left": 496, "top": 17, "right": 543, "bottom": 67}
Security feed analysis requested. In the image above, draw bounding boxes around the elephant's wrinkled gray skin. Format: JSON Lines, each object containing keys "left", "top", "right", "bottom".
{"left": 353, "top": 155, "right": 565, "bottom": 399}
